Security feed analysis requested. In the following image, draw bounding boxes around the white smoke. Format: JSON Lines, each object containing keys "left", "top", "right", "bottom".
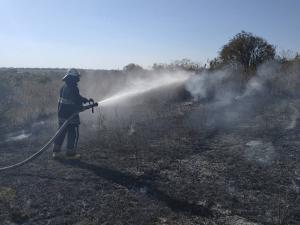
{"left": 183, "top": 61, "right": 299, "bottom": 130}
{"left": 5, "top": 130, "right": 31, "bottom": 142}
{"left": 237, "top": 61, "right": 279, "bottom": 99}
{"left": 286, "top": 105, "right": 299, "bottom": 130}
{"left": 185, "top": 61, "right": 282, "bottom": 105}
{"left": 185, "top": 70, "right": 228, "bottom": 102}
{"left": 245, "top": 140, "right": 276, "bottom": 165}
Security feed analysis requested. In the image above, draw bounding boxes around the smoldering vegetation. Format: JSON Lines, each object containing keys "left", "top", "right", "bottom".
{"left": 1, "top": 32, "right": 300, "bottom": 224}
{"left": 75, "top": 58, "right": 300, "bottom": 224}
{"left": 1, "top": 58, "right": 300, "bottom": 224}
{"left": 185, "top": 60, "right": 300, "bottom": 132}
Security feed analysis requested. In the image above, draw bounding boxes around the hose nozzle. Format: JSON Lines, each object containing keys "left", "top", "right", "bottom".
{"left": 80, "top": 102, "right": 98, "bottom": 113}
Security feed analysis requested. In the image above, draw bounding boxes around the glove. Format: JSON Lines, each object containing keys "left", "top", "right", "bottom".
{"left": 82, "top": 97, "right": 89, "bottom": 104}
{"left": 88, "top": 98, "right": 94, "bottom": 103}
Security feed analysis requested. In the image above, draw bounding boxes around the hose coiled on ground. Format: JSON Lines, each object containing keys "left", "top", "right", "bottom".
{"left": 0, "top": 113, "right": 77, "bottom": 171}
{"left": 0, "top": 102, "right": 98, "bottom": 171}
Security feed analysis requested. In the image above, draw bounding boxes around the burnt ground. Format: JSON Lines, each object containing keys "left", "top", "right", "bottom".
{"left": 0, "top": 94, "right": 300, "bottom": 225}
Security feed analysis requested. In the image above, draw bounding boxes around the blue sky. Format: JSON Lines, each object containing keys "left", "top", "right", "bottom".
{"left": 0, "top": 0, "right": 299, "bottom": 69}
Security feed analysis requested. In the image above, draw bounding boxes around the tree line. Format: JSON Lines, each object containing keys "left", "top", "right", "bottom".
{"left": 124, "top": 31, "right": 299, "bottom": 76}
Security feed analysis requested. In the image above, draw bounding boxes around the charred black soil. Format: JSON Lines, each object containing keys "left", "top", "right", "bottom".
{"left": 1, "top": 96, "right": 300, "bottom": 225}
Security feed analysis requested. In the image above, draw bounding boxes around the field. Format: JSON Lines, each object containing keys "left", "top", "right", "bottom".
{"left": 0, "top": 66, "right": 300, "bottom": 225}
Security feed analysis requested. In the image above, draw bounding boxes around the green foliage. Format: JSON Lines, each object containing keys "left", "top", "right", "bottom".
{"left": 220, "top": 31, "right": 276, "bottom": 72}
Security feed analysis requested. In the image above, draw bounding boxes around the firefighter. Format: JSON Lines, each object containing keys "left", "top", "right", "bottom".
{"left": 52, "top": 68, "right": 93, "bottom": 159}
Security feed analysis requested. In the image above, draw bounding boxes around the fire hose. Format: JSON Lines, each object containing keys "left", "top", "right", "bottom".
{"left": 0, "top": 102, "right": 98, "bottom": 171}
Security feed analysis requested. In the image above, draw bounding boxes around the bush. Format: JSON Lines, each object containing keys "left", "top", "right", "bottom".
{"left": 220, "top": 31, "right": 276, "bottom": 73}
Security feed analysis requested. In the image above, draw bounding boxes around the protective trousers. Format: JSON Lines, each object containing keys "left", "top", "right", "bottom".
{"left": 54, "top": 123, "right": 79, "bottom": 154}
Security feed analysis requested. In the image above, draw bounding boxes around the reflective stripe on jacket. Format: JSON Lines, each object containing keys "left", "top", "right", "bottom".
{"left": 58, "top": 97, "right": 75, "bottom": 105}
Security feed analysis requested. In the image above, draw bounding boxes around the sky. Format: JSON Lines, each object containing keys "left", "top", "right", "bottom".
{"left": 0, "top": 0, "right": 299, "bottom": 69}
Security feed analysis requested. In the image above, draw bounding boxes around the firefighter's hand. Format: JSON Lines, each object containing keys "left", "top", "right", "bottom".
{"left": 82, "top": 97, "right": 89, "bottom": 103}
{"left": 88, "top": 98, "right": 94, "bottom": 103}
{"left": 78, "top": 105, "right": 84, "bottom": 111}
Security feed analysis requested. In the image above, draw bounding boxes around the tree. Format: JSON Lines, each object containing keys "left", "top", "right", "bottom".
{"left": 220, "top": 31, "right": 276, "bottom": 72}
{"left": 209, "top": 57, "right": 224, "bottom": 70}
{"left": 123, "top": 63, "right": 144, "bottom": 73}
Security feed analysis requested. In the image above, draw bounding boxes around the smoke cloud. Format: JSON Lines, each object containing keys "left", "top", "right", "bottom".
{"left": 185, "top": 70, "right": 228, "bottom": 101}
{"left": 183, "top": 61, "right": 300, "bottom": 166}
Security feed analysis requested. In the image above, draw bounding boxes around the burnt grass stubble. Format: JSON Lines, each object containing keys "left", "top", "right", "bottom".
{"left": 0, "top": 90, "right": 300, "bottom": 225}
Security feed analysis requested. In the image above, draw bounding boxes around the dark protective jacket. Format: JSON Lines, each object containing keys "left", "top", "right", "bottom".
{"left": 58, "top": 82, "right": 88, "bottom": 124}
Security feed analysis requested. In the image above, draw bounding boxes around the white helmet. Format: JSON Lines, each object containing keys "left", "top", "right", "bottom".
{"left": 62, "top": 68, "right": 80, "bottom": 81}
